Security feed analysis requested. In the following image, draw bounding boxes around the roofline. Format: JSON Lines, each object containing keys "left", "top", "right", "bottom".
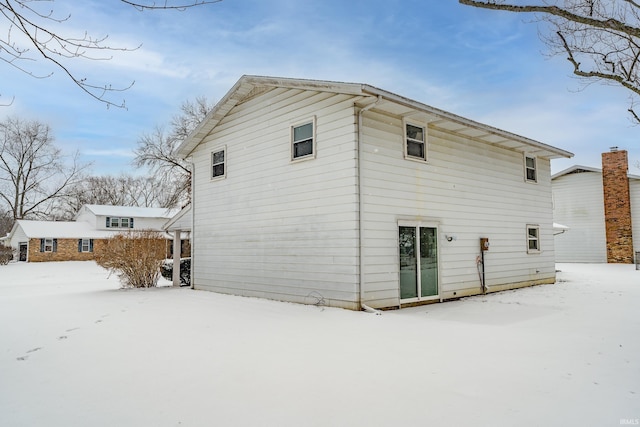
{"left": 359, "top": 83, "right": 573, "bottom": 159}
{"left": 163, "top": 204, "right": 191, "bottom": 231}
{"left": 177, "top": 75, "right": 573, "bottom": 160}
{"left": 80, "top": 204, "right": 176, "bottom": 219}
{"left": 552, "top": 164, "right": 640, "bottom": 180}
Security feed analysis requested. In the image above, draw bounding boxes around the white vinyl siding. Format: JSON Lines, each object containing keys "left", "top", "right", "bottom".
{"left": 191, "top": 88, "right": 360, "bottom": 309}
{"left": 552, "top": 171, "right": 607, "bottom": 262}
{"left": 359, "top": 109, "right": 556, "bottom": 307}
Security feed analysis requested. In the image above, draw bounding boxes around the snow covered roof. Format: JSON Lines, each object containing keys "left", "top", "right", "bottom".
{"left": 14, "top": 220, "right": 122, "bottom": 239}
{"left": 79, "top": 205, "right": 179, "bottom": 219}
{"left": 11, "top": 220, "right": 175, "bottom": 240}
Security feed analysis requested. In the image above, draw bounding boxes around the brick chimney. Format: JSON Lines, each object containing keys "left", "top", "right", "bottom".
{"left": 602, "top": 148, "right": 634, "bottom": 263}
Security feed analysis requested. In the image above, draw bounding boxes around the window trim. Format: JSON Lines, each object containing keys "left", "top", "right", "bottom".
{"left": 526, "top": 224, "right": 541, "bottom": 253}
{"left": 211, "top": 146, "right": 227, "bottom": 181}
{"left": 403, "top": 120, "right": 428, "bottom": 162}
{"left": 290, "top": 117, "right": 316, "bottom": 162}
{"left": 80, "top": 238, "right": 92, "bottom": 253}
{"left": 524, "top": 154, "right": 537, "bottom": 183}
{"left": 107, "top": 217, "right": 133, "bottom": 229}
{"left": 44, "top": 238, "right": 54, "bottom": 253}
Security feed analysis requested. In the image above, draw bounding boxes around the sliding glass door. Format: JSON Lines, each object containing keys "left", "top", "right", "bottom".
{"left": 399, "top": 225, "right": 438, "bottom": 301}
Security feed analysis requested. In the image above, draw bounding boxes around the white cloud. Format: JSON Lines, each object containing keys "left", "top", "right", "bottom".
{"left": 82, "top": 149, "right": 135, "bottom": 158}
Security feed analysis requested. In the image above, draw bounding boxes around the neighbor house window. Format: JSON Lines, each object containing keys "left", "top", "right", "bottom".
{"left": 40, "top": 238, "right": 57, "bottom": 253}
{"left": 405, "top": 122, "right": 427, "bottom": 161}
{"left": 79, "top": 239, "right": 94, "bottom": 253}
{"left": 106, "top": 217, "right": 134, "bottom": 229}
{"left": 527, "top": 225, "right": 540, "bottom": 253}
{"left": 291, "top": 119, "right": 315, "bottom": 160}
{"left": 525, "top": 155, "right": 537, "bottom": 182}
{"left": 211, "top": 148, "right": 226, "bottom": 179}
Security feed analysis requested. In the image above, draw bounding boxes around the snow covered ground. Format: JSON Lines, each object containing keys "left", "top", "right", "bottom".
{"left": 0, "top": 261, "right": 638, "bottom": 427}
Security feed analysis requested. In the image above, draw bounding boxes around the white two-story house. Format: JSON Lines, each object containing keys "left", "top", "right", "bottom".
{"left": 177, "top": 75, "right": 573, "bottom": 310}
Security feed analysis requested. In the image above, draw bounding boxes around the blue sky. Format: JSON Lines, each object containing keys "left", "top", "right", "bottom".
{"left": 2, "top": 0, "right": 638, "bottom": 175}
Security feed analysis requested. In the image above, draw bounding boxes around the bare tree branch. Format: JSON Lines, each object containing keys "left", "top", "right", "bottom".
{"left": 0, "top": 0, "right": 221, "bottom": 108}
{"left": 459, "top": 0, "right": 640, "bottom": 124}
{"left": 120, "top": 0, "right": 222, "bottom": 11}
{"left": 133, "top": 96, "right": 213, "bottom": 207}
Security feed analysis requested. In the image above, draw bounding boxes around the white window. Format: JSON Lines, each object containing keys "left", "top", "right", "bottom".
{"left": 527, "top": 225, "right": 540, "bottom": 253}
{"left": 404, "top": 122, "right": 427, "bottom": 161}
{"left": 107, "top": 217, "right": 133, "bottom": 229}
{"left": 525, "top": 155, "right": 537, "bottom": 182}
{"left": 44, "top": 238, "right": 54, "bottom": 252}
{"left": 80, "top": 239, "right": 93, "bottom": 253}
{"left": 291, "top": 119, "right": 315, "bottom": 160}
{"left": 211, "top": 148, "right": 226, "bottom": 179}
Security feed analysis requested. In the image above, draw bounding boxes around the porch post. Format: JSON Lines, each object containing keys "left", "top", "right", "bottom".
{"left": 172, "top": 230, "right": 181, "bottom": 286}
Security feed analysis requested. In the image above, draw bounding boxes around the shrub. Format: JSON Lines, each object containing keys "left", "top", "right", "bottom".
{"left": 95, "top": 230, "right": 167, "bottom": 288}
{"left": 0, "top": 245, "right": 12, "bottom": 265}
{"left": 160, "top": 258, "right": 191, "bottom": 285}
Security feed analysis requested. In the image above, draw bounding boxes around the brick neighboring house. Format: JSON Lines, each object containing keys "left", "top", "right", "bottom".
{"left": 4, "top": 205, "right": 177, "bottom": 262}
{"left": 552, "top": 148, "right": 639, "bottom": 263}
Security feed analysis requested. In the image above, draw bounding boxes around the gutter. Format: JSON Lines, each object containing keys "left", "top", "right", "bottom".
{"left": 357, "top": 95, "right": 383, "bottom": 315}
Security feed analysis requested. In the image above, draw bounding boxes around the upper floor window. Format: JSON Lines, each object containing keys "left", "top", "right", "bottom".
{"left": 405, "top": 123, "right": 427, "bottom": 161}
{"left": 525, "top": 155, "right": 537, "bottom": 182}
{"left": 291, "top": 119, "right": 315, "bottom": 160}
{"left": 212, "top": 148, "right": 226, "bottom": 179}
{"left": 527, "top": 225, "right": 540, "bottom": 253}
{"left": 106, "top": 217, "right": 134, "bottom": 229}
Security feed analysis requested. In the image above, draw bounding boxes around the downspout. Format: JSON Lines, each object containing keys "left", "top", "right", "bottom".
{"left": 189, "top": 159, "right": 195, "bottom": 290}
{"left": 357, "top": 95, "right": 383, "bottom": 315}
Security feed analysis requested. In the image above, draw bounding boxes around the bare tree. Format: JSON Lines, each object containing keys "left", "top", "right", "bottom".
{"left": 0, "top": 208, "right": 12, "bottom": 238}
{"left": 134, "top": 96, "right": 213, "bottom": 207}
{"left": 54, "top": 173, "right": 181, "bottom": 219}
{"left": 0, "top": 116, "right": 89, "bottom": 220}
{"left": 1, "top": 0, "right": 221, "bottom": 107}
{"left": 459, "top": 0, "right": 640, "bottom": 123}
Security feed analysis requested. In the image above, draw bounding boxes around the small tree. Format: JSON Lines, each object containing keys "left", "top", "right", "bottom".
{"left": 95, "top": 230, "right": 166, "bottom": 288}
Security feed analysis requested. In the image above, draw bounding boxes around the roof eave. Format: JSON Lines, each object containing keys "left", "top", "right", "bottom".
{"left": 360, "top": 84, "right": 573, "bottom": 160}
{"left": 176, "top": 75, "right": 573, "bottom": 161}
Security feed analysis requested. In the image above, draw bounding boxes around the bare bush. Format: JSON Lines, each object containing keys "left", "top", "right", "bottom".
{"left": 95, "top": 230, "right": 167, "bottom": 288}
{"left": 0, "top": 245, "right": 12, "bottom": 265}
